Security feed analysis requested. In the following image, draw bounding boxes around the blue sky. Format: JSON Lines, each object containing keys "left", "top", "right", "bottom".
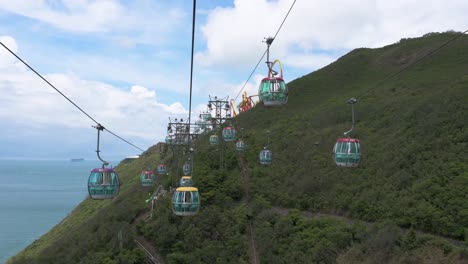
{"left": 0, "top": 0, "right": 466, "bottom": 161}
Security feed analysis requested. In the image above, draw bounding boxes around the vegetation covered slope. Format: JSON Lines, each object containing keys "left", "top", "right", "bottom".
{"left": 9, "top": 32, "right": 468, "bottom": 264}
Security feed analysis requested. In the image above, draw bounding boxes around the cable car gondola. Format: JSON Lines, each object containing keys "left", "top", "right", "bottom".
{"left": 201, "top": 112, "right": 211, "bottom": 122}
{"left": 88, "top": 124, "right": 119, "bottom": 199}
{"left": 258, "top": 37, "right": 288, "bottom": 107}
{"left": 259, "top": 130, "right": 272, "bottom": 165}
{"left": 172, "top": 187, "right": 200, "bottom": 216}
{"left": 140, "top": 170, "right": 155, "bottom": 187}
{"left": 157, "top": 164, "right": 167, "bottom": 175}
{"left": 259, "top": 147, "right": 273, "bottom": 165}
{"left": 236, "top": 139, "right": 245, "bottom": 151}
{"left": 183, "top": 162, "right": 192, "bottom": 175}
{"left": 222, "top": 126, "right": 237, "bottom": 142}
{"left": 165, "top": 135, "right": 173, "bottom": 145}
{"left": 333, "top": 98, "right": 362, "bottom": 167}
{"left": 88, "top": 167, "right": 120, "bottom": 199}
{"left": 209, "top": 134, "right": 219, "bottom": 145}
{"left": 180, "top": 176, "right": 193, "bottom": 187}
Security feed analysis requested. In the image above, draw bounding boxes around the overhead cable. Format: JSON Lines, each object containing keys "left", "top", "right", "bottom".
{"left": 234, "top": 0, "right": 297, "bottom": 101}
{"left": 0, "top": 42, "right": 144, "bottom": 152}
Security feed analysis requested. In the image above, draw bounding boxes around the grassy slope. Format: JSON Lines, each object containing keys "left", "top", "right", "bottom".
{"left": 8, "top": 145, "right": 164, "bottom": 263}
{"left": 236, "top": 32, "right": 468, "bottom": 237}
{"left": 9, "top": 32, "right": 468, "bottom": 263}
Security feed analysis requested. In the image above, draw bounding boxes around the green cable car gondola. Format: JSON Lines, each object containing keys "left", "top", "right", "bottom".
{"left": 332, "top": 98, "right": 362, "bottom": 167}
{"left": 183, "top": 162, "right": 192, "bottom": 175}
{"left": 258, "top": 37, "right": 288, "bottom": 107}
{"left": 236, "top": 139, "right": 245, "bottom": 151}
{"left": 172, "top": 187, "right": 200, "bottom": 216}
{"left": 259, "top": 148, "right": 273, "bottom": 165}
{"left": 140, "top": 170, "right": 155, "bottom": 187}
{"left": 180, "top": 176, "right": 193, "bottom": 187}
{"left": 259, "top": 76, "right": 288, "bottom": 107}
{"left": 157, "top": 164, "right": 167, "bottom": 175}
{"left": 165, "top": 135, "right": 173, "bottom": 145}
{"left": 210, "top": 134, "right": 219, "bottom": 145}
{"left": 333, "top": 138, "right": 361, "bottom": 167}
{"left": 222, "top": 126, "right": 237, "bottom": 142}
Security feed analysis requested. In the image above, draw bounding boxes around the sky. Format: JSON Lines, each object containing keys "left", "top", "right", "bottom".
{"left": 0, "top": 0, "right": 466, "bottom": 161}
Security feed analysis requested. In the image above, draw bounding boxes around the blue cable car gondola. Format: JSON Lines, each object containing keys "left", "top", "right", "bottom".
{"left": 180, "top": 176, "right": 193, "bottom": 187}
{"left": 210, "top": 135, "right": 219, "bottom": 145}
{"left": 140, "top": 170, "right": 155, "bottom": 187}
{"left": 157, "top": 164, "right": 167, "bottom": 175}
{"left": 259, "top": 148, "right": 273, "bottom": 165}
{"left": 172, "top": 187, "right": 200, "bottom": 216}
{"left": 222, "top": 126, "right": 237, "bottom": 142}
{"left": 333, "top": 98, "right": 361, "bottom": 167}
{"left": 236, "top": 139, "right": 245, "bottom": 151}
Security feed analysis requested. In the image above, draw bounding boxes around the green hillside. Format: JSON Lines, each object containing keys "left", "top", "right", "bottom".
{"left": 9, "top": 32, "right": 468, "bottom": 264}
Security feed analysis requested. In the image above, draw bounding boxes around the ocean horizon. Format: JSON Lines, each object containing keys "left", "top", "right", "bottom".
{"left": 0, "top": 159, "right": 118, "bottom": 264}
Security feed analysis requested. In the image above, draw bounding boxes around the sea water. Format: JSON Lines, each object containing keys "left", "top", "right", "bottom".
{"left": 0, "top": 160, "right": 104, "bottom": 264}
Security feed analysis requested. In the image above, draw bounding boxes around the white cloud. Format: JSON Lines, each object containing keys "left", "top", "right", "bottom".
{"left": 0, "top": 1, "right": 186, "bottom": 45}
{"left": 0, "top": 0, "right": 123, "bottom": 32}
{"left": 0, "top": 36, "right": 188, "bottom": 148}
{"left": 0, "top": 36, "right": 18, "bottom": 65}
{"left": 197, "top": 0, "right": 468, "bottom": 70}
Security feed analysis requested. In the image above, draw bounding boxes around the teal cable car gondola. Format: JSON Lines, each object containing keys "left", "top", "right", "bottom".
{"left": 88, "top": 124, "right": 119, "bottom": 199}
{"left": 236, "top": 139, "right": 245, "bottom": 151}
{"left": 172, "top": 187, "right": 200, "bottom": 216}
{"left": 165, "top": 135, "right": 173, "bottom": 145}
{"left": 201, "top": 112, "right": 211, "bottom": 122}
{"left": 183, "top": 162, "right": 192, "bottom": 175}
{"left": 333, "top": 138, "right": 361, "bottom": 167}
{"left": 333, "top": 98, "right": 362, "bottom": 167}
{"left": 222, "top": 126, "right": 237, "bottom": 142}
{"left": 210, "top": 135, "right": 219, "bottom": 145}
{"left": 140, "top": 170, "right": 155, "bottom": 187}
{"left": 157, "top": 164, "right": 167, "bottom": 175}
{"left": 88, "top": 168, "right": 119, "bottom": 199}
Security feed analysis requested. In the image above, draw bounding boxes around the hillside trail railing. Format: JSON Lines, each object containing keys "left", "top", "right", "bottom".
{"left": 134, "top": 238, "right": 163, "bottom": 264}
{"left": 144, "top": 185, "right": 167, "bottom": 222}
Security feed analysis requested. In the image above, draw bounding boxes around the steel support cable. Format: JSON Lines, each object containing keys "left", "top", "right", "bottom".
{"left": 356, "top": 29, "right": 468, "bottom": 100}
{"left": 0, "top": 41, "right": 144, "bottom": 152}
{"left": 187, "top": 0, "right": 196, "bottom": 148}
{"left": 234, "top": 0, "right": 297, "bottom": 101}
